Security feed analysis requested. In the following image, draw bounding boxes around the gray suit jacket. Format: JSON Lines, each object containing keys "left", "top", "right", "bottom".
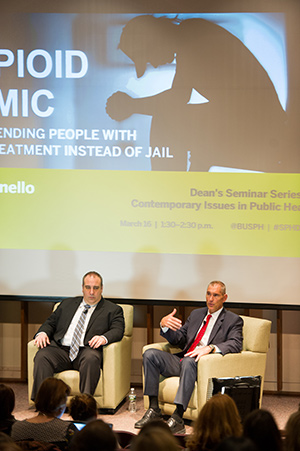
{"left": 161, "top": 307, "right": 243, "bottom": 357}
{"left": 36, "top": 296, "right": 124, "bottom": 347}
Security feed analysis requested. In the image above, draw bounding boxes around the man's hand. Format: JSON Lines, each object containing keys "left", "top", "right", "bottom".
{"left": 34, "top": 332, "right": 50, "bottom": 349}
{"left": 88, "top": 335, "right": 107, "bottom": 349}
{"left": 161, "top": 308, "right": 182, "bottom": 331}
{"left": 184, "top": 345, "right": 211, "bottom": 362}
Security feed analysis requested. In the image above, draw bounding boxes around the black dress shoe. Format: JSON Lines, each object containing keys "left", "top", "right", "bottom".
{"left": 166, "top": 416, "right": 186, "bottom": 434}
{"left": 134, "top": 408, "right": 163, "bottom": 429}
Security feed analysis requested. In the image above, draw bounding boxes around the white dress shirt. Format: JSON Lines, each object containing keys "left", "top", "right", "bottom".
{"left": 61, "top": 301, "right": 97, "bottom": 346}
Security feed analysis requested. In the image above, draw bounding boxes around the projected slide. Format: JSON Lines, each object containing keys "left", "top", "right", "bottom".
{"left": 0, "top": 13, "right": 296, "bottom": 172}
{"left": 0, "top": 9, "right": 299, "bottom": 303}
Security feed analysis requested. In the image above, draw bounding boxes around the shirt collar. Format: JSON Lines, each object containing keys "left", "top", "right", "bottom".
{"left": 80, "top": 299, "right": 97, "bottom": 310}
{"left": 207, "top": 307, "right": 223, "bottom": 321}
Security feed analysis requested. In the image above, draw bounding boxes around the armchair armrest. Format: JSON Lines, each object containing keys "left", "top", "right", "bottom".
{"left": 197, "top": 351, "right": 267, "bottom": 407}
{"left": 198, "top": 352, "right": 267, "bottom": 381}
{"left": 102, "top": 334, "right": 132, "bottom": 408}
{"left": 27, "top": 339, "right": 39, "bottom": 403}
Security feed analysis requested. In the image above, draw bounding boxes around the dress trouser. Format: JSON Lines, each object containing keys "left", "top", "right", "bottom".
{"left": 31, "top": 341, "right": 102, "bottom": 401}
{"left": 143, "top": 348, "right": 198, "bottom": 411}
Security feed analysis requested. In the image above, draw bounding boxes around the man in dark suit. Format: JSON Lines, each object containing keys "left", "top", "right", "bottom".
{"left": 135, "top": 280, "right": 243, "bottom": 434}
{"left": 31, "top": 271, "right": 124, "bottom": 401}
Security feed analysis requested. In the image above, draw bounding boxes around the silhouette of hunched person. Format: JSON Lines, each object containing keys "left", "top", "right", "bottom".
{"left": 31, "top": 271, "right": 124, "bottom": 401}
{"left": 106, "top": 15, "right": 288, "bottom": 172}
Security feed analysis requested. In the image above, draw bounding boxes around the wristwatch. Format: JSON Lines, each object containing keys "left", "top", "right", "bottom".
{"left": 209, "top": 344, "right": 215, "bottom": 353}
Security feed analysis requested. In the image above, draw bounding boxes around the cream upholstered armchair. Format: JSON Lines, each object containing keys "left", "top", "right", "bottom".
{"left": 28, "top": 303, "right": 133, "bottom": 412}
{"left": 142, "top": 315, "right": 271, "bottom": 421}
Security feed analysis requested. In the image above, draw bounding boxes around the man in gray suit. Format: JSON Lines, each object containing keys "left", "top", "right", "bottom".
{"left": 31, "top": 271, "right": 124, "bottom": 401}
{"left": 135, "top": 280, "right": 243, "bottom": 434}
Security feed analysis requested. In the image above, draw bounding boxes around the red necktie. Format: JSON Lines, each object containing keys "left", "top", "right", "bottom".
{"left": 187, "top": 314, "right": 212, "bottom": 353}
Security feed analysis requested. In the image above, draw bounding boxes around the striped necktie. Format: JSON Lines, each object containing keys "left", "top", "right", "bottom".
{"left": 69, "top": 304, "right": 91, "bottom": 362}
{"left": 187, "top": 314, "right": 212, "bottom": 353}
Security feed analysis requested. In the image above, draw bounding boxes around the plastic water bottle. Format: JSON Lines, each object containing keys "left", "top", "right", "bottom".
{"left": 128, "top": 387, "right": 137, "bottom": 412}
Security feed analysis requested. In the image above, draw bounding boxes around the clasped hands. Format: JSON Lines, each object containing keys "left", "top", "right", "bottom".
{"left": 161, "top": 308, "right": 212, "bottom": 362}
{"left": 34, "top": 332, "right": 106, "bottom": 349}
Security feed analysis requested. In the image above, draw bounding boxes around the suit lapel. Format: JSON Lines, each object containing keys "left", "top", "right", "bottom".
{"left": 186, "top": 309, "right": 207, "bottom": 349}
{"left": 69, "top": 297, "right": 82, "bottom": 313}
{"left": 208, "top": 308, "right": 226, "bottom": 342}
{"left": 85, "top": 297, "right": 104, "bottom": 332}
{"left": 57, "top": 297, "right": 82, "bottom": 338}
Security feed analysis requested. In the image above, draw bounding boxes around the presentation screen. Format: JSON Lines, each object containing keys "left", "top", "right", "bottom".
{"left": 0, "top": 1, "right": 299, "bottom": 305}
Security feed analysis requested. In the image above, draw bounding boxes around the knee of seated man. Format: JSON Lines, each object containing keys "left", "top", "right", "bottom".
{"left": 181, "top": 356, "right": 197, "bottom": 371}
{"left": 80, "top": 347, "right": 102, "bottom": 364}
{"left": 143, "top": 348, "right": 161, "bottom": 363}
{"left": 34, "top": 345, "right": 51, "bottom": 363}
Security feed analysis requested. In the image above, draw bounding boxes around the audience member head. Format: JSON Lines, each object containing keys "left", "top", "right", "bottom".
{"left": 285, "top": 410, "right": 300, "bottom": 451}
{"left": 0, "top": 385, "right": 15, "bottom": 420}
{"left": 69, "top": 394, "right": 98, "bottom": 422}
{"left": 138, "top": 418, "right": 173, "bottom": 435}
{"left": 186, "top": 393, "right": 242, "bottom": 451}
{"left": 35, "top": 377, "right": 70, "bottom": 418}
{"left": 214, "top": 436, "right": 258, "bottom": 451}
{"left": 0, "top": 432, "right": 21, "bottom": 451}
{"left": 243, "top": 408, "right": 282, "bottom": 451}
{"left": 69, "top": 419, "right": 117, "bottom": 451}
{"left": 0, "top": 433, "right": 14, "bottom": 444}
{"left": 0, "top": 444, "right": 21, "bottom": 451}
{"left": 131, "top": 426, "right": 179, "bottom": 451}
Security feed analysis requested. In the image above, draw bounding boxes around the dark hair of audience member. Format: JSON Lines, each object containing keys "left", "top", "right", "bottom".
{"left": 0, "top": 432, "right": 21, "bottom": 451}
{"left": 131, "top": 427, "right": 179, "bottom": 451}
{"left": 0, "top": 444, "right": 22, "bottom": 451}
{"left": 0, "top": 432, "right": 15, "bottom": 443}
{"left": 138, "top": 418, "right": 174, "bottom": 435}
{"left": 214, "top": 436, "right": 258, "bottom": 451}
{"left": 285, "top": 410, "right": 300, "bottom": 451}
{"left": 68, "top": 419, "right": 117, "bottom": 451}
{"left": 34, "top": 378, "right": 70, "bottom": 416}
{"left": 186, "top": 393, "right": 242, "bottom": 451}
{"left": 243, "top": 408, "right": 282, "bottom": 451}
{"left": 0, "top": 384, "right": 15, "bottom": 421}
{"left": 0, "top": 385, "right": 16, "bottom": 436}
{"left": 69, "top": 394, "right": 98, "bottom": 422}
